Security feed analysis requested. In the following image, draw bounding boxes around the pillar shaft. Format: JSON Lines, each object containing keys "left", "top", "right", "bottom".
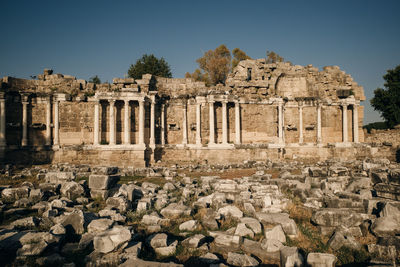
{"left": 54, "top": 100, "right": 59, "bottom": 145}
{"left": 182, "top": 105, "right": 188, "bottom": 145}
{"left": 342, "top": 104, "right": 348, "bottom": 143}
{"left": 138, "top": 99, "right": 145, "bottom": 145}
{"left": 235, "top": 102, "right": 241, "bottom": 144}
{"left": 317, "top": 104, "right": 322, "bottom": 143}
{"left": 222, "top": 101, "right": 228, "bottom": 144}
{"left": 45, "top": 97, "right": 51, "bottom": 146}
{"left": 93, "top": 101, "right": 100, "bottom": 145}
{"left": 21, "top": 101, "right": 28, "bottom": 146}
{"left": 109, "top": 100, "right": 116, "bottom": 145}
{"left": 196, "top": 103, "right": 201, "bottom": 145}
{"left": 150, "top": 100, "right": 155, "bottom": 145}
{"left": 124, "top": 100, "right": 130, "bottom": 145}
{"left": 299, "top": 105, "right": 303, "bottom": 143}
{"left": 0, "top": 98, "right": 6, "bottom": 146}
{"left": 161, "top": 104, "right": 165, "bottom": 145}
{"left": 278, "top": 103, "right": 283, "bottom": 144}
{"left": 353, "top": 104, "right": 359, "bottom": 143}
{"left": 209, "top": 102, "right": 215, "bottom": 144}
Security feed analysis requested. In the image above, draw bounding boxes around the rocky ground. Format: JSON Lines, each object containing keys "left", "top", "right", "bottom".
{"left": 0, "top": 158, "right": 399, "bottom": 267}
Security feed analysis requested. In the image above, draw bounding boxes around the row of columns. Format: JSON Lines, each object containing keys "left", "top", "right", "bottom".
{"left": 0, "top": 94, "right": 360, "bottom": 148}
{"left": 295, "top": 102, "right": 358, "bottom": 144}
{"left": 3, "top": 94, "right": 60, "bottom": 147}
{"left": 181, "top": 100, "right": 241, "bottom": 146}
{"left": 93, "top": 98, "right": 148, "bottom": 146}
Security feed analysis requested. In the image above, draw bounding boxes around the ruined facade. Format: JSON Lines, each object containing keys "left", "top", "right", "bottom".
{"left": 0, "top": 59, "right": 368, "bottom": 166}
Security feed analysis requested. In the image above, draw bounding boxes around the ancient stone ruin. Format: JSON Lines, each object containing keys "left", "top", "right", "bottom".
{"left": 0, "top": 60, "right": 399, "bottom": 266}
{"left": 0, "top": 59, "right": 374, "bottom": 166}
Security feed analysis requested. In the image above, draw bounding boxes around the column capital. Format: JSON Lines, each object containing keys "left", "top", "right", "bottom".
{"left": 109, "top": 99, "right": 116, "bottom": 104}
{"left": 20, "top": 93, "right": 30, "bottom": 102}
{"left": 0, "top": 92, "right": 5, "bottom": 99}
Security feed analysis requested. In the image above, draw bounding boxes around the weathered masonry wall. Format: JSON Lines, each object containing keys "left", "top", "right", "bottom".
{"left": 0, "top": 60, "right": 371, "bottom": 166}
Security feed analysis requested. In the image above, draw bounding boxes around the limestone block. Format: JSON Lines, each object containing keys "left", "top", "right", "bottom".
{"left": 280, "top": 246, "right": 304, "bottom": 267}
{"left": 93, "top": 226, "right": 132, "bottom": 254}
{"left": 89, "top": 174, "right": 119, "bottom": 190}
{"left": 226, "top": 252, "right": 259, "bottom": 267}
{"left": 45, "top": 172, "right": 75, "bottom": 183}
{"left": 307, "top": 253, "right": 337, "bottom": 267}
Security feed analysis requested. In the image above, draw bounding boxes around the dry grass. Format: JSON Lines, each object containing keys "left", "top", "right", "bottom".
{"left": 180, "top": 168, "right": 256, "bottom": 180}
{"left": 0, "top": 174, "right": 43, "bottom": 187}
{"left": 118, "top": 175, "right": 167, "bottom": 187}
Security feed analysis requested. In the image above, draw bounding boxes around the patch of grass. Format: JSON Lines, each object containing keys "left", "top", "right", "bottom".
{"left": 218, "top": 216, "right": 238, "bottom": 231}
{"left": 0, "top": 174, "right": 43, "bottom": 187}
{"left": 118, "top": 175, "right": 167, "bottom": 187}
{"left": 336, "top": 246, "right": 371, "bottom": 266}
{"left": 86, "top": 196, "right": 106, "bottom": 213}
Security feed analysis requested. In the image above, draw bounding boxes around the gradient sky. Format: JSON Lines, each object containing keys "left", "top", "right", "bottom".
{"left": 1, "top": 0, "right": 399, "bottom": 124}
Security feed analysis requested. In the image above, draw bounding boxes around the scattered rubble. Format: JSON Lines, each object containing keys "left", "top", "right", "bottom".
{"left": 0, "top": 158, "right": 399, "bottom": 266}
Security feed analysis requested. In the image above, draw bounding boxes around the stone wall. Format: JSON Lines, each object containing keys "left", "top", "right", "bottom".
{"left": 0, "top": 59, "right": 368, "bottom": 166}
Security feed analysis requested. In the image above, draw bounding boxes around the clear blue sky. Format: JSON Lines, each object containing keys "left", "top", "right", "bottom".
{"left": 1, "top": 0, "right": 399, "bottom": 124}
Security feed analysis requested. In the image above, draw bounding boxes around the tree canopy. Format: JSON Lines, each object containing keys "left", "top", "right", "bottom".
{"left": 186, "top": 45, "right": 252, "bottom": 86}
{"left": 128, "top": 54, "right": 172, "bottom": 79}
{"left": 89, "top": 75, "right": 101, "bottom": 84}
{"left": 370, "top": 65, "right": 400, "bottom": 128}
{"left": 266, "top": 50, "right": 284, "bottom": 63}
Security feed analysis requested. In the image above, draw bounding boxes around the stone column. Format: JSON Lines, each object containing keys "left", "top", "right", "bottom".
{"left": 124, "top": 100, "right": 130, "bottom": 145}
{"left": 353, "top": 104, "right": 359, "bottom": 143}
{"left": 45, "top": 96, "right": 52, "bottom": 146}
{"left": 21, "top": 95, "right": 29, "bottom": 147}
{"left": 209, "top": 101, "right": 215, "bottom": 144}
{"left": 0, "top": 94, "right": 6, "bottom": 146}
{"left": 234, "top": 101, "right": 241, "bottom": 144}
{"left": 161, "top": 103, "right": 165, "bottom": 145}
{"left": 150, "top": 98, "right": 155, "bottom": 146}
{"left": 298, "top": 102, "right": 303, "bottom": 144}
{"left": 138, "top": 99, "right": 145, "bottom": 145}
{"left": 317, "top": 103, "right": 322, "bottom": 144}
{"left": 278, "top": 102, "right": 283, "bottom": 144}
{"left": 93, "top": 100, "right": 100, "bottom": 145}
{"left": 53, "top": 99, "right": 59, "bottom": 146}
{"left": 196, "top": 102, "right": 201, "bottom": 145}
{"left": 109, "top": 99, "right": 116, "bottom": 145}
{"left": 182, "top": 104, "right": 188, "bottom": 145}
{"left": 342, "top": 104, "right": 348, "bottom": 143}
{"left": 222, "top": 101, "right": 228, "bottom": 144}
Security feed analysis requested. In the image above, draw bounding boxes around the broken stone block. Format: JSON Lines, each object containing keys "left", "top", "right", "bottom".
{"left": 226, "top": 252, "right": 259, "bottom": 266}
{"left": 182, "top": 234, "right": 205, "bottom": 248}
{"left": 179, "top": 220, "right": 197, "bottom": 231}
{"left": 307, "top": 253, "right": 337, "bottom": 267}
{"left": 234, "top": 223, "right": 254, "bottom": 239}
{"left": 1, "top": 187, "right": 29, "bottom": 203}
{"left": 60, "top": 181, "right": 85, "bottom": 200}
{"left": 45, "top": 171, "right": 75, "bottom": 183}
{"left": 240, "top": 217, "right": 262, "bottom": 235}
{"left": 88, "top": 174, "right": 119, "bottom": 190}
{"left": 256, "top": 212, "right": 298, "bottom": 237}
{"left": 88, "top": 218, "right": 113, "bottom": 234}
{"left": 280, "top": 246, "right": 304, "bottom": 267}
{"left": 327, "top": 231, "right": 361, "bottom": 251}
{"left": 160, "top": 203, "right": 191, "bottom": 218}
{"left": 93, "top": 226, "right": 131, "bottom": 253}
{"left": 217, "top": 205, "right": 243, "bottom": 219}
{"left": 265, "top": 224, "right": 286, "bottom": 243}
{"left": 311, "top": 209, "right": 363, "bottom": 227}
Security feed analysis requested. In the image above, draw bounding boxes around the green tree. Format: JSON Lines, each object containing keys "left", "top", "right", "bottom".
{"left": 266, "top": 50, "right": 284, "bottom": 63}
{"left": 89, "top": 75, "right": 101, "bottom": 84}
{"left": 128, "top": 54, "right": 172, "bottom": 79}
{"left": 370, "top": 65, "right": 400, "bottom": 128}
{"left": 232, "top": 48, "right": 251, "bottom": 69}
